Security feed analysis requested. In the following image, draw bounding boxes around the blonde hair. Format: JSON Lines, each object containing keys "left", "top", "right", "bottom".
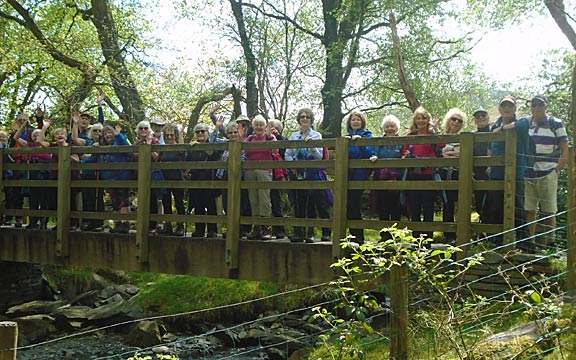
{"left": 442, "top": 108, "right": 467, "bottom": 134}
{"left": 407, "top": 106, "right": 432, "bottom": 133}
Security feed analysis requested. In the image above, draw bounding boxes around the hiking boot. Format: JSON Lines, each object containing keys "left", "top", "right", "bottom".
{"left": 246, "top": 226, "right": 262, "bottom": 240}
{"left": 173, "top": 224, "right": 184, "bottom": 237}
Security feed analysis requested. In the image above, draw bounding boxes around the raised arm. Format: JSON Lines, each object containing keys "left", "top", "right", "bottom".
{"left": 13, "top": 120, "right": 29, "bottom": 147}
{"left": 71, "top": 112, "right": 87, "bottom": 146}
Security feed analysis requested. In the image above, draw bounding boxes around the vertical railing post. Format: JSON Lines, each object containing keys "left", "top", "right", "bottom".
{"left": 456, "top": 133, "right": 474, "bottom": 253}
{"left": 56, "top": 146, "right": 71, "bottom": 257}
{"left": 226, "top": 141, "right": 242, "bottom": 272}
{"left": 0, "top": 321, "right": 17, "bottom": 360}
{"left": 567, "top": 147, "right": 575, "bottom": 298}
{"left": 136, "top": 144, "right": 151, "bottom": 263}
{"left": 389, "top": 261, "right": 408, "bottom": 360}
{"left": 503, "top": 130, "right": 517, "bottom": 245}
{"left": 332, "top": 137, "right": 350, "bottom": 262}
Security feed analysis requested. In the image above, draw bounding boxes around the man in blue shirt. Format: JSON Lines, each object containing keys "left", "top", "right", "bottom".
{"left": 485, "top": 95, "right": 531, "bottom": 249}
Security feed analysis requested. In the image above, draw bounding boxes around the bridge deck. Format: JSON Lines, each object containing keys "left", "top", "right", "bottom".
{"left": 0, "top": 228, "right": 335, "bottom": 284}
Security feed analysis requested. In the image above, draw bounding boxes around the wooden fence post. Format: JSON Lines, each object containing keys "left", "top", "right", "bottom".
{"left": 502, "top": 130, "right": 517, "bottom": 245}
{"left": 456, "top": 133, "right": 474, "bottom": 252}
{"left": 567, "top": 147, "right": 575, "bottom": 298}
{"left": 332, "top": 137, "right": 350, "bottom": 263}
{"left": 226, "top": 141, "right": 242, "bottom": 271}
{"left": 389, "top": 262, "right": 408, "bottom": 360}
{"left": 0, "top": 321, "right": 17, "bottom": 360}
{"left": 136, "top": 144, "right": 151, "bottom": 263}
{"left": 56, "top": 146, "right": 71, "bottom": 257}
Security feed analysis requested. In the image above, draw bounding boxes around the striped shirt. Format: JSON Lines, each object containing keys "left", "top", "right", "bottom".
{"left": 526, "top": 115, "right": 568, "bottom": 179}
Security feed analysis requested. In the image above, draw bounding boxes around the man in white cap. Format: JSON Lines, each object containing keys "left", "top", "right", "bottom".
{"left": 150, "top": 117, "right": 166, "bottom": 144}
{"left": 524, "top": 95, "right": 569, "bottom": 249}
{"left": 486, "top": 94, "right": 531, "bottom": 249}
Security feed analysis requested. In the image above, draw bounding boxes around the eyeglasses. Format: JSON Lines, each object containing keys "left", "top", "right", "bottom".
{"left": 299, "top": 115, "right": 311, "bottom": 120}
{"left": 450, "top": 117, "right": 463, "bottom": 123}
{"left": 138, "top": 127, "right": 149, "bottom": 130}
{"left": 195, "top": 130, "right": 206, "bottom": 134}
{"left": 531, "top": 102, "right": 545, "bottom": 108}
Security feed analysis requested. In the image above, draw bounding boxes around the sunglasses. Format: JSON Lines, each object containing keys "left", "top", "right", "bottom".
{"left": 299, "top": 115, "right": 311, "bottom": 120}
{"left": 92, "top": 129, "right": 102, "bottom": 132}
{"left": 228, "top": 131, "right": 239, "bottom": 134}
{"left": 195, "top": 130, "right": 206, "bottom": 134}
{"left": 164, "top": 133, "right": 175, "bottom": 137}
{"left": 531, "top": 102, "right": 545, "bottom": 108}
{"left": 138, "top": 127, "right": 149, "bottom": 130}
{"left": 450, "top": 117, "right": 463, "bottom": 123}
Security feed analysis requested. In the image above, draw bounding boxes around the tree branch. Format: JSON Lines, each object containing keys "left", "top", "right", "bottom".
{"left": 544, "top": 0, "right": 576, "bottom": 51}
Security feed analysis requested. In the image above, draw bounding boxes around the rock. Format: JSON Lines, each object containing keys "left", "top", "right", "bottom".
{"left": 15, "top": 314, "right": 57, "bottom": 346}
{"left": 267, "top": 347, "right": 287, "bottom": 360}
{"left": 98, "top": 285, "right": 133, "bottom": 301}
{"left": 125, "top": 320, "right": 162, "bottom": 347}
{"left": 211, "top": 324, "right": 238, "bottom": 346}
{"left": 69, "top": 290, "right": 100, "bottom": 307}
{"left": 87, "top": 298, "right": 143, "bottom": 325}
{"left": 6, "top": 300, "right": 66, "bottom": 317}
{"left": 52, "top": 306, "right": 91, "bottom": 331}
{"left": 483, "top": 320, "right": 546, "bottom": 344}
{"left": 152, "top": 345, "right": 171, "bottom": 354}
{"left": 289, "top": 348, "right": 310, "bottom": 360}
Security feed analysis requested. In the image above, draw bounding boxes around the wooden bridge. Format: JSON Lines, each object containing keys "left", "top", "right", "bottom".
{"left": 0, "top": 131, "right": 574, "bottom": 290}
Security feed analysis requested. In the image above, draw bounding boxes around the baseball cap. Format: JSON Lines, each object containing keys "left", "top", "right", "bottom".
{"left": 473, "top": 109, "right": 488, "bottom": 117}
{"left": 499, "top": 95, "right": 516, "bottom": 106}
{"left": 530, "top": 95, "right": 548, "bottom": 105}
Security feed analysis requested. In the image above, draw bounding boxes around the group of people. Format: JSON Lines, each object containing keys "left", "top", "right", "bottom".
{"left": 0, "top": 93, "right": 568, "bottom": 249}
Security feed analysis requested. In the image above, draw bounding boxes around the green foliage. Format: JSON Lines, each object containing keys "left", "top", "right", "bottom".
{"left": 131, "top": 275, "right": 317, "bottom": 322}
{"left": 312, "top": 225, "right": 484, "bottom": 359}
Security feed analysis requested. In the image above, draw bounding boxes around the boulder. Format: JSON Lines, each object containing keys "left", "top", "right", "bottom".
{"left": 15, "top": 314, "right": 57, "bottom": 346}
{"left": 52, "top": 305, "right": 91, "bottom": 331}
{"left": 125, "top": 320, "right": 162, "bottom": 347}
{"left": 87, "top": 298, "right": 143, "bottom": 325}
{"left": 69, "top": 290, "right": 100, "bottom": 307}
{"left": 6, "top": 300, "right": 66, "bottom": 317}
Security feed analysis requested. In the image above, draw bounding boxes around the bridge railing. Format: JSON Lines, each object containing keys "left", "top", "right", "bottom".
{"left": 0, "top": 131, "right": 520, "bottom": 260}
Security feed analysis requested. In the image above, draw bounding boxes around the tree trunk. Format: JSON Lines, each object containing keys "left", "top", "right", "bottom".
{"left": 90, "top": 0, "right": 145, "bottom": 123}
{"left": 230, "top": 0, "right": 259, "bottom": 117}
{"left": 390, "top": 12, "right": 420, "bottom": 111}
{"left": 320, "top": 0, "right": 345, "bottom": 137}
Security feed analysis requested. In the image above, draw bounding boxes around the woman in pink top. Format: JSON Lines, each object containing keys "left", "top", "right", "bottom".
{"left": 14, "top": 119, "right": 51, "bottom": 229}
{"left": 402, "top": 106, "right": 442, "bottom": 239}
{"left": 243, "top": 115, "right": 277, "bottom": 240}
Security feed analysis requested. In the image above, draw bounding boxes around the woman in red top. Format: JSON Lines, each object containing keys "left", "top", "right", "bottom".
{"left": 243, "top": 115, "right": 277, "bottom": 240}
{"left": 14, "top": 119, "right": 51, "bottom": 229}
{"left": 403, "top": 106, "right": 442, "bottom": 239}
